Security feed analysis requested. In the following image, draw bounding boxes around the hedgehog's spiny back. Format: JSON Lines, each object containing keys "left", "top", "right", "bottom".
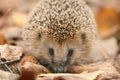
{"left": 25, "top": 0, "right": 97, "bottom": 43}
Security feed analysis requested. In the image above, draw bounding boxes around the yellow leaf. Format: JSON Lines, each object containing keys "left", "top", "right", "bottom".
{"left": 38, "top": 70, "right": 104, "bottom": 80}
{"left": 79, "top": 71, "right": 104, "bottom": 80}
{"left": 96, "top": 8, "right": 119, "bottom": 37}
{"left": 11, "top": 12, "right": 28, "bottom": 27}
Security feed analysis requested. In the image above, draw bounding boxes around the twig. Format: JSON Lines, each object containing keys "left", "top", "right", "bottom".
{"left": 0, "top": 59, "right": 20, "bottom": 73}
{"left": 0, "top": 60, "right": 13, "bottom": 73}
{"left": 4, "top": 63, "right": 13, "bottom": 73}
{"left": 0, "top": 59, "right": 20, "bottom": 65}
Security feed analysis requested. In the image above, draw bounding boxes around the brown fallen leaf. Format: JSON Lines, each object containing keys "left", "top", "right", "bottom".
{"left": 18, "top": 56, "right": 50, "bottom": 75}
{"left": 0, "top": 33, "right": 6, "bottom": 45}
{"left": 67, "top": 62, "right": 118, "bottom": 73}
{"left": 19, "top": 56, "right": 39, "bottom": 66}
{"left": 0, "top": 44, "right": 23, "bottom": 60}
{"left": 18, "top": 56, "right": 39, "bottom": 73}
{"left": 67, "top": 62, "right": 120, "bottom": 80}
{"left": 18, "top": 68, "right": 36, "bottom": 80}
{"left": 97, "top": 73, "right": 120, "bottom": 80}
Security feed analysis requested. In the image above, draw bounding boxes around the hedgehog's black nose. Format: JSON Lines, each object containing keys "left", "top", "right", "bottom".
{"left": 54, "top": 66, "right": 65, "bottom": 73}
{"left": 53, "top": 61, "right": 68, "bottom": 73}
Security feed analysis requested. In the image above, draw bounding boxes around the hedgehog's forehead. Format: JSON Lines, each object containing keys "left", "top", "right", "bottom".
{"left": 46, "top": 25, "right": 80, "bottom": 43}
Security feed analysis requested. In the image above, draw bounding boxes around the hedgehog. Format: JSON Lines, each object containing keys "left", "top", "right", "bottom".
{"left": 22, "top": 0, "right": 98, "bottom": 73}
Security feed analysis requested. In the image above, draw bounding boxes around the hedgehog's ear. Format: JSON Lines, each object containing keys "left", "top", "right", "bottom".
{"left": 81, "top": 33, "right": 86, "bottom": 42}
{"left": 76, "top": 30, "right": 86, "bottom": 42}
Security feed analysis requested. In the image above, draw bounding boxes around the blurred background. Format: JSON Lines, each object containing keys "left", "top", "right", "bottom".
{"left": 0, "top": 0, "right": 120, "bottom": 51}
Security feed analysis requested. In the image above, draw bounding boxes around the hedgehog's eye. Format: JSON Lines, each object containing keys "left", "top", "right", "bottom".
{"left": 48, "top": 48, "right": 54, "bottom": 56}
{"left": 67, "top": 49, "right": 74, "bottom": 57}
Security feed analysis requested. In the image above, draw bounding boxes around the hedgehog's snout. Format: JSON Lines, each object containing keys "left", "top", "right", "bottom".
{"left": 54, "top": 65, "right": 66, "bottom": 73}
{"left": 52, "top": 61, "right": 68, "bottom": 73}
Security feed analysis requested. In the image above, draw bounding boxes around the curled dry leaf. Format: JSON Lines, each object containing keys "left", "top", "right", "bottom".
{"left": 19, "top": 56, "right": 39, "bottom": 66}
{"left": 67, "top": 62, "right": 118, "bottom": 73}
{"left": 18, "top": 56, "right": 50, "bottom": 75}
{"left": 90, "top": 62, "right": 120, "bottom": 80}
{"left": 19, "top": 62, "right": 50, "bottom": 75}
{"left": 67, "top": 62, "right": 120, "bottom": 80}
{"left": 97, "top": 73, "right": 120, "bottom": 80}
{"left": 69, "top": 62, "right": 119, "bottom": 73}
{"left": 0, "top": 44, "right": 23, "bottom": 60}
{"left": 18, "top": 56, "right": 39, "bottom": 73}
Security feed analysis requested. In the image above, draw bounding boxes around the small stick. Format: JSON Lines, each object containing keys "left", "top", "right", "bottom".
{"left": 4, "top": 63, "right": 13, "bottom": 73}
{"left": 0, "top": 59, "right": 20, "bottom": 65}
{"left": 0, "top": 60, "right": 13, "bottom": 73}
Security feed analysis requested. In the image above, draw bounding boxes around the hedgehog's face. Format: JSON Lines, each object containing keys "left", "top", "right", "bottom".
{"left": 26, "top": 31, "right": 91, "bottom": 73}
{"left": 28, "top": 31, "right": 91, "bottom": 73}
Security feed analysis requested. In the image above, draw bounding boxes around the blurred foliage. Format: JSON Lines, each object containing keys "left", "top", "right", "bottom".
{"left": 96, "top": 7, "right": 120, "bottom": 38}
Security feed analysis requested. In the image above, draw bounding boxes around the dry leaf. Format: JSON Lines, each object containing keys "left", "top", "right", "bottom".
{"left": 0, "top": 70, "right": 19, "bottom": 80}
{"left": 36, "top": 71, "right": 103, "bottom": 80}
{"left": 0, "top": 44, "right": 23, "bottom": 60}
{"left": 19, "top": 62, "right": 50, "bottom": 74}
{"left": 67, "top": 61, "right": 120, "bottom": 80}
{"left": 19, "top": 56, "right": 39, "bottom": 66}
{"left": 67, "top": 62, "right": 118, "bottom": 73}
{"left": 97, "top": 73, "right": 120, "bottom": 80}
{"left": 18, "top": 56, "right": 39, "bottom": 73}
{"left": 78, "top": 71, "right": 104, "bottom": 80}
{"left": 97, "top": 62, "right": 120, "bottom": 80}
{"left": 0, "top": 33, "right": 6, "bottom": 45}
{"left": 18, "top": 56, "right": 50, "bottom": 75}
